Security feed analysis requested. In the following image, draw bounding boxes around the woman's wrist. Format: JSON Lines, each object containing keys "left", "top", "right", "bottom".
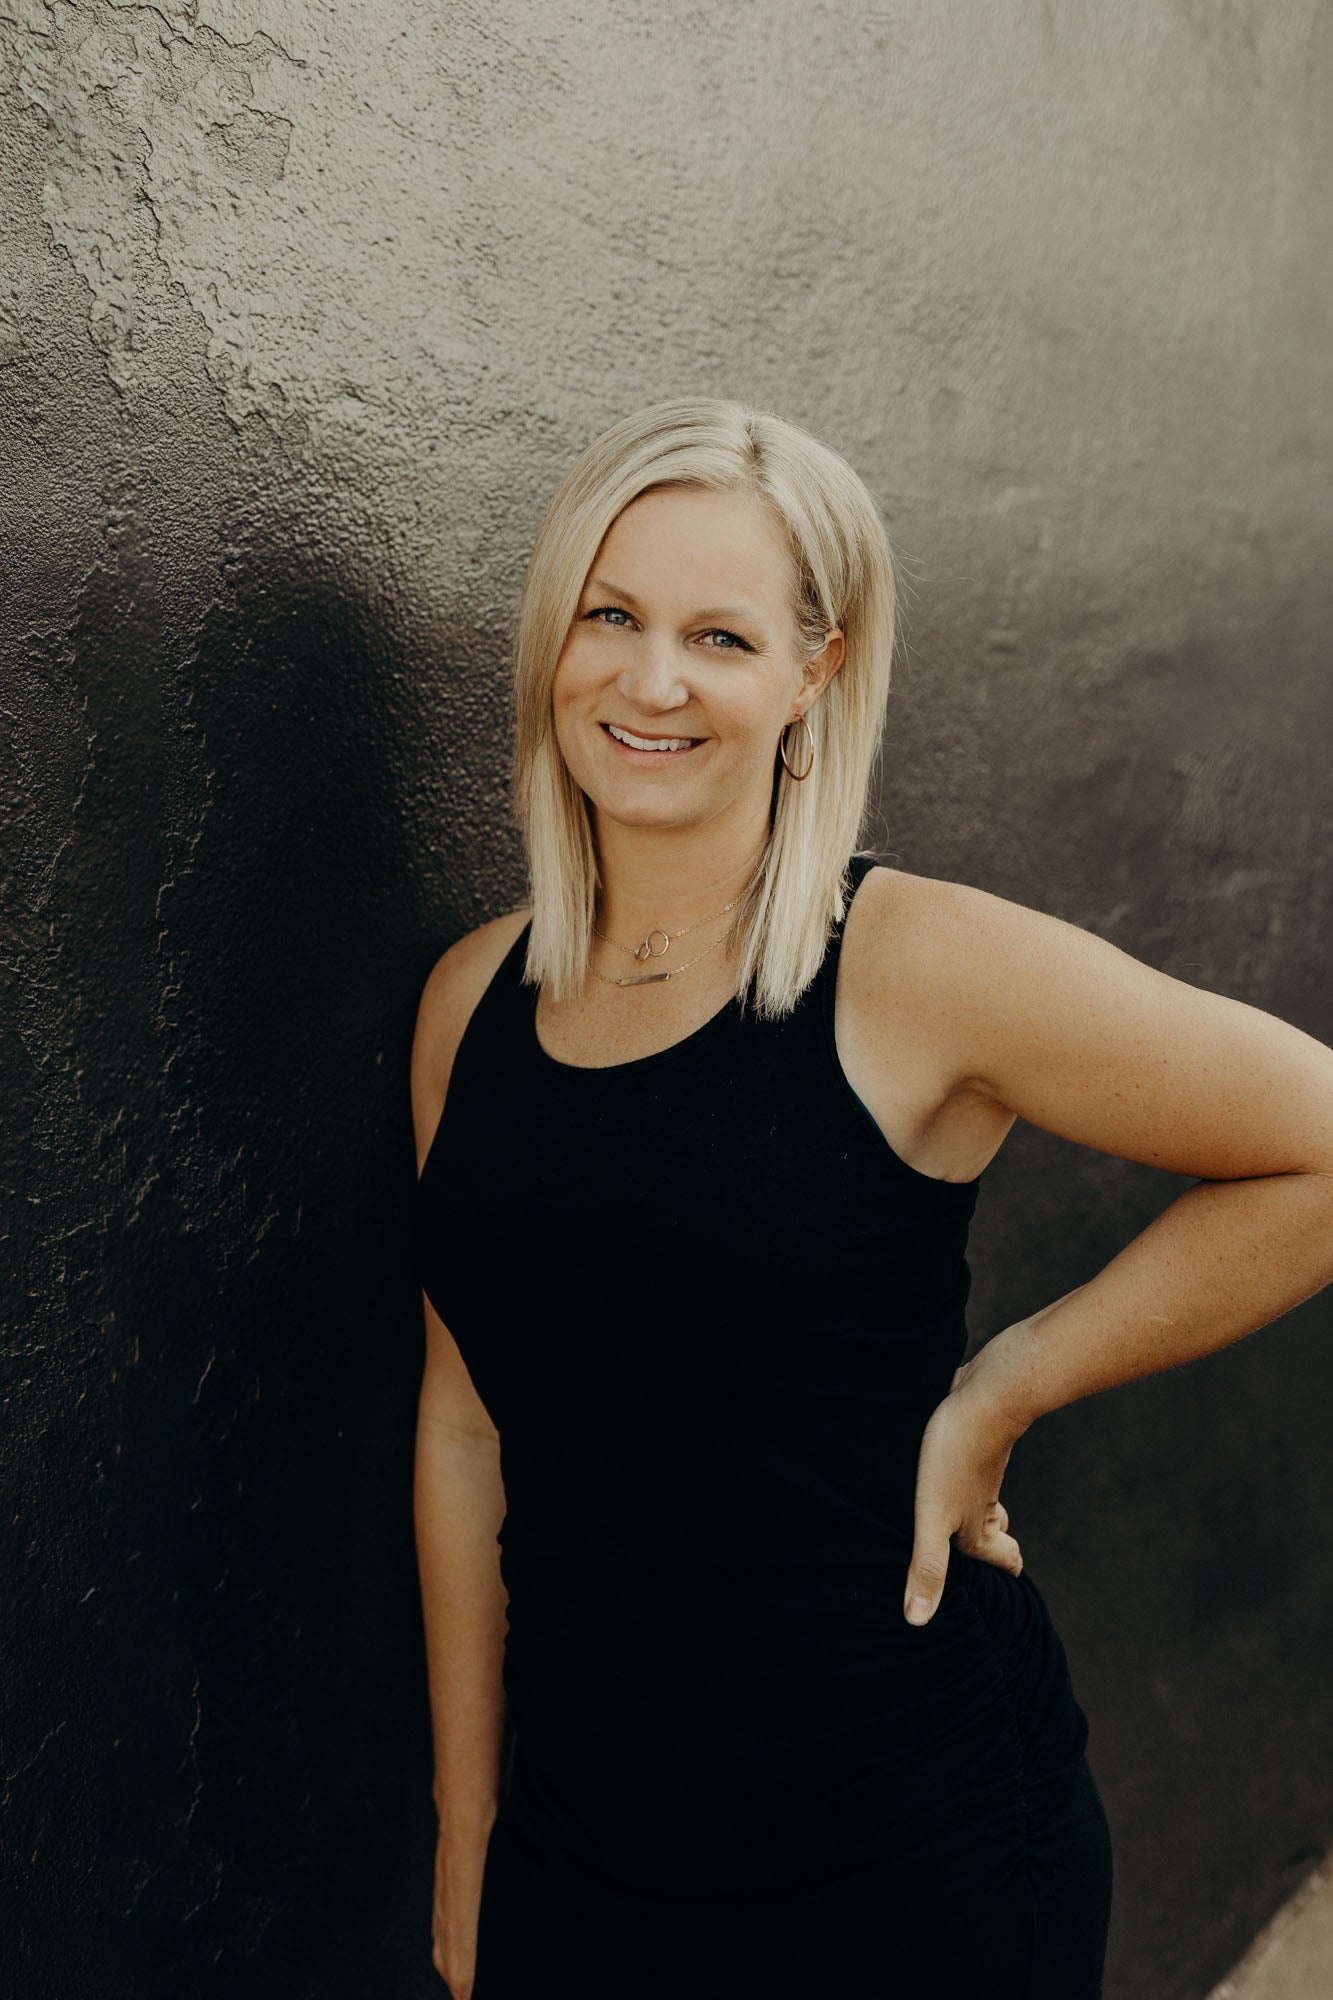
{"left": 957, "top": 1282, "right": 1098, "bottom": 1435}
{"left": 954, "top": 1320, "right": 1046, "bottom": 1439}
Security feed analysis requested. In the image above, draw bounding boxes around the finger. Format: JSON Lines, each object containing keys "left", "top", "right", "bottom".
{"left": 992, "top": 1529, "right": 1023, "bottom": 1576}
{"left": 904, "top": 1522, "right": 952, "bottom": 1625}
{"left": 958, "top": 1523, "right": 1024, "bottom": 1576}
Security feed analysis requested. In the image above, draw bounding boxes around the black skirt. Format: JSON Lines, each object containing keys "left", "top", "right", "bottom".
{"left": 472, "top": 1559, "right": 1114, "bottom": 1999}
{"left": 473, "top": 1749, "right": 1112, "bottom": 1999}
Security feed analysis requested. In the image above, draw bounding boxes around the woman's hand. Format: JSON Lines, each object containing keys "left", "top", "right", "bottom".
{"left": 431, "top": 1819, "right": 493, "bottom": 1999}
{"left": 903, "top": 1326, "right": 1037, "bottom": 1626}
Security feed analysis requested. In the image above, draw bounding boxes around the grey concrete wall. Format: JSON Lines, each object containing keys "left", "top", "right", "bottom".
{"left": 3, "top": 4, "right": 1330, "bottom": 1996}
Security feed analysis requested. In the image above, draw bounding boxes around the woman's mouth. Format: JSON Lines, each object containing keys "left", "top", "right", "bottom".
{"left": 601, "top": 721, "right": 703, "bottom": 758}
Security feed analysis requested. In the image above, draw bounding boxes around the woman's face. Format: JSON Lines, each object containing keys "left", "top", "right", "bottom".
{"left": 551, "top": 483, "right": 842, "bottom": 837}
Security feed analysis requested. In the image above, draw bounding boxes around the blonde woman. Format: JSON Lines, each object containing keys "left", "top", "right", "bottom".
{"left": 411, "top": 400, "right": 1333, "bottom": 1999}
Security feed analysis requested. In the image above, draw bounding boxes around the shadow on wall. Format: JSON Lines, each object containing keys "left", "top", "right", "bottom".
{"left": 6, "top": 498, "right": 513, "bottom": 1997}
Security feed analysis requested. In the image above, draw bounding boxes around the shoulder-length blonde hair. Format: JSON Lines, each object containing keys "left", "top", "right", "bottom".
{"left": 512, "top": 398, "right": 896, "bottom": 1019}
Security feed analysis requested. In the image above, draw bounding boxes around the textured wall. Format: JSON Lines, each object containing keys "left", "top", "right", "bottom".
{"left": 3, "top": 4, "right": 1331, "bottom": 1996}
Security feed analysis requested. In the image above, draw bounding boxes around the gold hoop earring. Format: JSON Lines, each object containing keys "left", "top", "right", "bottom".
{"left": 780, "top": 712, "right": 815, "bottom": 782}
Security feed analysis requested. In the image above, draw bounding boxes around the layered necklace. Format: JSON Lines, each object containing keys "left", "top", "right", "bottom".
{"left": 590, "top": 881, "right": 751, "bottom": 987}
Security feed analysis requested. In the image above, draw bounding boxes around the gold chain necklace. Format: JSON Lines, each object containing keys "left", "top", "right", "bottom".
{"left": 591, "top": 929, "right": 731, "bottom": 987}
{"left": 591, "top": 889, "right": 745, "bottom": 988}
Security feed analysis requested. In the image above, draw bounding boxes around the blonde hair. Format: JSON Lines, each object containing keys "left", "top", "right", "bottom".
{"left": 512, "top": 398, "right": 896, "bottom": 1019}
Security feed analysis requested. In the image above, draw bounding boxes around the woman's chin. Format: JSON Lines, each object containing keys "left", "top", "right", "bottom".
{"left": 590, "top": 793, "right": 707, "bottom": 833}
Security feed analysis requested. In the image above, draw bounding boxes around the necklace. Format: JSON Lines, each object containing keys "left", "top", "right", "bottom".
{"left": 592, "top": 889, "right": 745, "bottom": 965}
{"left": 591, "top": 929, "right": 731, "bottom": 987}
{"left": 591, "top": 888, "right": 746, "bottom": 988}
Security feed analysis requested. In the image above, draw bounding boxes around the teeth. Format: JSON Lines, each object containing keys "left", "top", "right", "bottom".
{"left": 606, "top": 723, "right": 697, "bottom": 752}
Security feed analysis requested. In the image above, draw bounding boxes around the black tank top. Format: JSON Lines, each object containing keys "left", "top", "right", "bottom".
{"left": 414, "top": 851, "right": 1086, "bottom": 1906}
{"left": 416, "top": 852, "right": 978, "bottom": 1562}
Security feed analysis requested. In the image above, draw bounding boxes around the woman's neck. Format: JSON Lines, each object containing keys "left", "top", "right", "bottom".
{"left": 591, "top": 816, "right": 769, "bottom": 938}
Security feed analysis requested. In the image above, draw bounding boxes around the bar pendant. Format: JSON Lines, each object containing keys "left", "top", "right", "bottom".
{"left": 617, "top": 970, "right": 671, "bottom": 985}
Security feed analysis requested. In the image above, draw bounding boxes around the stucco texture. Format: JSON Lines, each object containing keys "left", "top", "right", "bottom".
{"left": 3, "top": 3, "right": 1331, "bottom": 1996}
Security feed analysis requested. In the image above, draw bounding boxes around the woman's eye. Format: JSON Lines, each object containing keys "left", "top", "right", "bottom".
{"left": 583, "top": 608, "right": 750, "bottom": 652}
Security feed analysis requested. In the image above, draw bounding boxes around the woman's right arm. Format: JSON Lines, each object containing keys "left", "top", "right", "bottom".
{"left": 411, "top": 932, "right": 518, "bottom": 1997}
{"left": 414, "top": 1314, "right": 508, "bottom": 1996}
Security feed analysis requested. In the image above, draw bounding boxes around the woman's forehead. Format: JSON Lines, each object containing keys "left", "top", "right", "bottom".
{"left": 588, "top": 485, "right": 793, "bottom": 607}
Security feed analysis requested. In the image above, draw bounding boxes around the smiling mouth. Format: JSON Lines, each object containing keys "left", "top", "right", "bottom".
{"left": 602, "top": 722, "right": 703, "bottom": 755}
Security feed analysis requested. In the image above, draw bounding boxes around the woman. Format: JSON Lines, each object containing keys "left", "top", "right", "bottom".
{"left": 411, "top": 399, "right": 1333, "bottom": 1999}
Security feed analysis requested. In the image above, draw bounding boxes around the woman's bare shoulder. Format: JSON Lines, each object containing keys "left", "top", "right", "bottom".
{"left": 410, "top": 904, "right": 532, "bottom": 1164}
{"left": 842, "top": 859, "right": 1082, "bottom": 1081}
{"left": 848, "top": 861, "right": 1020, "bottom": 970}
{"left": 851, "top": 861, "right": 1068, "bottom": 973}
{"left": 851, "top": 862, "right": 1333, "bottom": 1181}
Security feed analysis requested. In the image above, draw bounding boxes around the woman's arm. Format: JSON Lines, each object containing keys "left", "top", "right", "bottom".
{"left": 414, "top": 1312, "right": 509, "bottom": 2000}
{"left": 411, "top": 942, "right": 515, "bottom": 1992}
{"left": 887, "top": 874, "right": 1333, "bottom": 1623}
{"left": 414, "top": 1313, "right": 509, "bottom": 1837}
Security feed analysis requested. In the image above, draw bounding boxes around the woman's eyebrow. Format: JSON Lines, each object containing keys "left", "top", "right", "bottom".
{"left": 586, "top": 574, "right": 765, "bottom": 625}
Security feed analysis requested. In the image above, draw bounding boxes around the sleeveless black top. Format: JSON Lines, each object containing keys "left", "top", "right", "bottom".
{"left": 414, "top": 853, "right": 1089, "bottom": 1912}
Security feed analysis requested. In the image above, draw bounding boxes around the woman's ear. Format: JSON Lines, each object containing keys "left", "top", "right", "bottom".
{"left": 802, "top": 627, "right": 846, "bottom": 702}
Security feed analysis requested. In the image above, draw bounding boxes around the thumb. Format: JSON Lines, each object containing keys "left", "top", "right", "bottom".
{"left": 904, "top": 1516, "right": 952, "bottom": 1626}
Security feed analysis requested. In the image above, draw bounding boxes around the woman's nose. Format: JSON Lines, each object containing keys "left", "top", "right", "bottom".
{"left": 617, "top": 634, "right": 689, "bottom": 712}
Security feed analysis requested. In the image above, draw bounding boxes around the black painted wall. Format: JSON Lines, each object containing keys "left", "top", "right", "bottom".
{"left": 4, "top": 5, "right": 1331, "bottom": 1996}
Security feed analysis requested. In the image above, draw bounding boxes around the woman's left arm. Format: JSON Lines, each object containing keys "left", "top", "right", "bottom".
{"left": 900, "top": 876, "right": 1333, "bottom": 1625}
